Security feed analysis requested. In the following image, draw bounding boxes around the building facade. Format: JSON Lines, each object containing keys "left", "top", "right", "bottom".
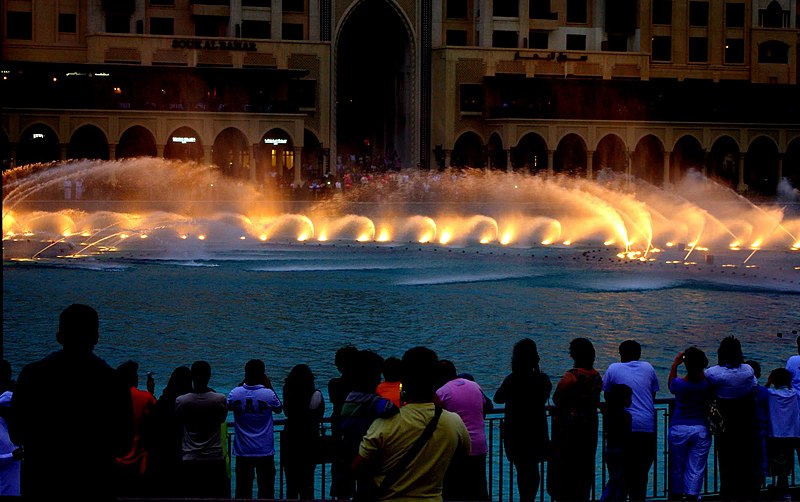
{"left": 1, "top": 0, "right": 799, "bottom": 194}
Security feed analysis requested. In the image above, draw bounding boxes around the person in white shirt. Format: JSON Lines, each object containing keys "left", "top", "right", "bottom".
{"left": 602, "top": 340, "right": 659, "bottom": 501}
{"left": 765, "top": 368, "right": 800, "bottom": 501}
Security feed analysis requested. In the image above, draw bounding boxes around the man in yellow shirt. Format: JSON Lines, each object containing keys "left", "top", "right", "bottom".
{"left": 354, "top": 346, "right": 471, "bottom": 501}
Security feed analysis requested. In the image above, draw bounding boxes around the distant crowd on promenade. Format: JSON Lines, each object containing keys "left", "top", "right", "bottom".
{"left": 1, "top": 303, "right": 799, "bottom": 502}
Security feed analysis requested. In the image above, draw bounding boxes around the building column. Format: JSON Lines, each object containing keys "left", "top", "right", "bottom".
{"left": 444, "top": 149, "right": 451, "bottom": 168}
{"left": 662, "top": 151, "right": 671, "bottom": 188}
{"left": 294, "top": 147, "right": 303, "bottom": 185}
{"left": 271, "top": 0, "right": 283, "bottom": 39}
{"left": 586, "top": 150, "right": 594, "bottom": 179}
{"left": 625, "top": 150, "right": 633, "bottom": 179}
{"left": 702, "top": 150, "right": 709, "bottom": 177}
{"left": 506, "top": 149, "right": 512, "bottom": 172}
{"left": 108, "top": 144, "right": 117, "bottom": 161}
{"left": 547, "top": 149, "right": 555, "bottom": 176}
{"left": 737, "top": 153, "right": 747, "bottom": 193}
{"left": 10, "top": 144, "right": 17, "bottom": 168}
{"left": 777, "top": 153, "right": 784, "bottom": 181}
{"left": 479, "top": 0, "right": 493, "bottom": 47}
{"left": 203, "top": 145, "right": 213, "bottom": 166}
{"left": 251, "top": 144, "right": 259, "bottom": 182}
{"left": 60, "top": 143, "right": 68, "bottom": 161}
{"left": 157, "top": 144, "right": 165, "bottom": 158}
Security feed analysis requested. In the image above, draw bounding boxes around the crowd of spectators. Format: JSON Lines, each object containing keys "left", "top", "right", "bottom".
{"left": 1, "top": 304, "right": 799, "bottom": 501}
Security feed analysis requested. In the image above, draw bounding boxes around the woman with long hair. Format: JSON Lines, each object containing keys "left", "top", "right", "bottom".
{"left": 493, "top": 338, "right": 552, "bottom": 502}
{"left": 282, "top": 364, "right": 325, "bottom": 500}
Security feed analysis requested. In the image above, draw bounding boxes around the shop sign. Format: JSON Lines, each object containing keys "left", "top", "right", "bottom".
{"left": 171, "top": 39, "right": 257, "bottom": 51}
{"left": 264, "top": 138, "right": 288, "bottom": 145}
{"left": 172, "top": 136, "right": 197, "bottom": 144}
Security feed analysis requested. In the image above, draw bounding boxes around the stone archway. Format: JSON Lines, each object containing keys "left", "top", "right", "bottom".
{"left": 213, "top": 127, "right": 250, "bottom": 180}
{"left": 783, "top": 138, "right": 800, "bottom": 195}
{"left": 452, "top": 131, "right": 483, "bottom": 168}
{"left": 117, "top": 126, "right": 157, "bottom": 159}
{"left": 554, "top": 133, "right": 587, "bottom": 176}
{"left": 670, "top": 135, "right": 704, "bottom": 185}
{"left": 164, "top": 126, "right": 203, "bottom": 163}
{"left": 632, "top": 135, "right": 664, "bottom": 186}
{"left": 487, "top": 132, "right": 506, "bottom": 170}
{"left": 17, "top": 124, "right": 60, "bottom": 166}
{"left": 67, "top": 125, "right": 110, "bottom": 161}
{"left": 708, "top": 136, "right": 740, "bottom": 189}
{"left": 336, "top": 0, "right": 414, "bottom": 168}
{"left": 745, "top": 136, "right": 780, "bottom": 196}
{"left": 257, "top": 128, "right": 295, "bottom": 185}
{"left": 513, "top": 132, "right": 547, "bottom": 173}
{"left": 593, "top": 134, "right": 627, "bottom": 176}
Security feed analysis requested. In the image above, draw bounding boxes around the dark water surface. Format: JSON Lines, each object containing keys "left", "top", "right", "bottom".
{"left": 3, "top": 243, "right": 799, "bottom": 402}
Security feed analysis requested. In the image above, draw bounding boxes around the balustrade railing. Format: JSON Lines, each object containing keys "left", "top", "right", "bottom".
{"left": 226, "top": 398, "right": 798, "bottom": 500}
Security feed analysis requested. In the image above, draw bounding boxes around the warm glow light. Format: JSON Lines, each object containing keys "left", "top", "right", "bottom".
{"left": 140, "top": 234, "right": 148, "bottom": 239}
{"left": 120, "top": 234, "right": 129, "bottom": 239}
{"left": 240, "top": 236, "right": 246, "bottom": 240}
{"left": 541, "top": 239, "right": 552, "bottom": 245}
{"left": 479, "top": 238, "right": 491, "bottom": 244}
{"left": 562, "top": 240, "right": 571, "bottom": 246}
{"left": 318, "top": 234, "right": 328, "bottom": 242}
{"left": 356, "top": 233, "right": 370, "bottom": 242}
{"left": 439, "top": 229, "right": 452, "bottom": 245}
{"left": 722, "top": 264, "right": 737, "bottom": 268}
{"left": 260, "top": 235, "right": 268, "bottom": 241}
{"left": 730, "top": 241, "right": 741, "bottom": 248}
{"left": 297, "top": 232, "right": 309, "bottom": 241}
{"left": 180, "top": 234, "right": 188, "bottom": 240}
{"left": 745, "top": 265, "right": 758, "bottom": 269}
{"left": 197, "top": 234, "right": 206, "bottom": 240}
{"left": 750, "top": 240, "right": 762, "bottom": 249}
{"left": 665, "top": 242, "right": 675, "bottom": 247}
{"left": 81, "top": 232, "right": 90, "bottom": 237}
{"left": 377, "top": 229, "right": 390, "bottom": 242}
{"left": 604, "top": 240, "right": 615, "bottom": 246}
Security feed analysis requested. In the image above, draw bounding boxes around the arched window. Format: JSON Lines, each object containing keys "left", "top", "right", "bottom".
{"left": 758, "top": 40, "right": 789, "bottom": 63}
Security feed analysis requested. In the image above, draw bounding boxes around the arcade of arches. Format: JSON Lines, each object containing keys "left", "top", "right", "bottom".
{"left": 4, "top": 122, "right": 325, "bottom": 187}
{"left": 447, "top": 129, "right": 800, "bottom": 196}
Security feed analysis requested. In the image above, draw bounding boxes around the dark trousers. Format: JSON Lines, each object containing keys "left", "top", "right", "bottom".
{"left": 180, "top": 459, "right": 230, "bottom": 499}
{"left": 624, "top": 432, "right": 656, "bottom": 501}
{"left": 513, "top": 459, "right": 541, "bottom": 502}
{"left": 235, "top": 455, "right": 276, "bottom": 499}
{"left": 443, "top": 453, "right": 489, "bottom": 501}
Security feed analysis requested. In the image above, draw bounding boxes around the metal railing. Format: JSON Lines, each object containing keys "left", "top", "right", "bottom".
{"left": 226, "top": 398, "right": 798, "bottom": 501}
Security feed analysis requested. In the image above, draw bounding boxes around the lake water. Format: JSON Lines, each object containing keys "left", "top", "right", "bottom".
{"left": 4, "top": 241, "right": 799, "bottom": 402}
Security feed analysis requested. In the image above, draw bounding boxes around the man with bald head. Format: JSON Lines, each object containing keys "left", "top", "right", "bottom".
{"left": 10, "top": 303, "right": 133, "bottom": 500}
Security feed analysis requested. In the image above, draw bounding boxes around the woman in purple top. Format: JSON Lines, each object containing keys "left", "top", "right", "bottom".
{"left": 667, "top": 347, "right": 711, "bottom": 501}
{"left": 436, "top": 359, "right": 489, "bottom": 501}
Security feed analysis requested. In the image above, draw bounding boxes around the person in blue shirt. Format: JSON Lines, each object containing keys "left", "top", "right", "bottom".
{"left": 227, "top": 359, "right": 283, "bottom": 499}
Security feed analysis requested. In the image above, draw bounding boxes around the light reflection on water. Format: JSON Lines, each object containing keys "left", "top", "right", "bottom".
{"left": 3, "top": 244, "right": 799, "bottom": 403}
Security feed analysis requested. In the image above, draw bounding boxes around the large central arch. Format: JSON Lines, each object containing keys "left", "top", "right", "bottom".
{"left": 335, "top": 0, "right": 414, "bottom": 169}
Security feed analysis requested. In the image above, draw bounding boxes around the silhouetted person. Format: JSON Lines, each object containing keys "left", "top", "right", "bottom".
{"left": 227, "top": 359, "right": 283, "bottom": 499}
{"left": 115, "top": 359, "right": 157, "bottom": 497}
{"left": 494, "top": 338, "right": 552, "bottom": 502}
{"left": 339, "top": 350, "right": 398, "bottom": 500}
{"left": 329, "top": 344, "right": 359, "bottom": 498}
{"left": 175, "top": 360, "right": 229, "bottom": 498}
{"left": 600, "top": 383, "right": 632, "bottom": 502}
{"left": 9, "top": 303, "right": 133, "bottom": 500}
{"left": 0, "top": 360, "right": 21, "bottom": 496}
{"left": 353, "top": 346, "right": 470, "bottom": 501}
{"left": 550, "top": 337, "right": 603, "bottom": 502}
{"left": 146, "top": 365, "right": 193, "bottom": 497}
{"left": 282, "top": 363, "right": 325, "bottom": 500}
{"left": 602, "top": 339, "right": 658, "bottom": 502}
{"left": 704, "top": 335, "right": 759, "bottom": 501}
